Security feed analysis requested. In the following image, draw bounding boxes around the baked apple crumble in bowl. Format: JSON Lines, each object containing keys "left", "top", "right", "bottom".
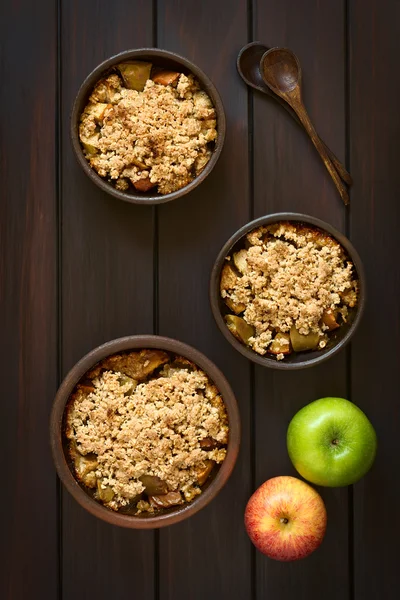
{"left": 50, "top": 336, "right": 239, "bottom": 528}
{"left": 71, "top": 48, "right": 225, "bottom": 204}
{"left": 210, "top": 213, "right": 365, "bottom": 370}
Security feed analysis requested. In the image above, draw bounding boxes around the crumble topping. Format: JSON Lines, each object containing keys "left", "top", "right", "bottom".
{"left": 220, "top": 222, "right": 359, "bottom": 358}
{"left": 79, "top": 72, "right": 217, "bottom": 195}
{"left": 65, "top": 353, "right": 228, "bottom": 512}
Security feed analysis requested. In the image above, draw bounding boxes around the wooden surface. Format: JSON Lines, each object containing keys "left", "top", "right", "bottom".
{"left": 1, "top": 1, "right": 399, "bottom": 599}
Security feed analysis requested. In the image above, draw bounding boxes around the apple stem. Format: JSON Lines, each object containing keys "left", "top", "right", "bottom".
{"left": 331, "top": 439, "right": 339, "bottom": 446}
{"left": 280, "top": 517, "right": 289, "bottom": 525}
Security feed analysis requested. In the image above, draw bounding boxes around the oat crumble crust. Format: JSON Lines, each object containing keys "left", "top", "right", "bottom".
{"left": 79, "top": 73, "right": 217, "bottom": 194}
{"left": 221, "top": 222, "right": 359, "bottom": 357}
{"left": 66, "top": 359, "right": 228, "bottom": 512}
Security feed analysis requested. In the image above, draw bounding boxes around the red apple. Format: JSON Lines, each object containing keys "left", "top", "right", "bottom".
{"left": 244, "top": 476, "right": 327, "bottom": 561}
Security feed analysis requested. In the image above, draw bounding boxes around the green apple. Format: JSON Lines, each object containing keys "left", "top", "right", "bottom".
{"left": 287, "top": 397, "right": 377, "bottom": 487}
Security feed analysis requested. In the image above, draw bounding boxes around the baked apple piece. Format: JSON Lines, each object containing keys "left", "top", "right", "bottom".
{"left": 225, "top": 315, "right": 255, "bottom": 345}
{"left": 225, "top": 297, "right": 246, "bottom": 315}
{"left": 199, "top": 437, "right": 219, "bottom": 450}
{"left": 139, "top": 475, "right": 168, "bottom": 496}
{"left": 233, "top": 249, "right": 248, "bottom": 274}
{"left": 152, "top": 70, "right": 180, "bottom": 86}
{"left": 290, "top": 326, "right": 320, "bottom": 352}
{"left": 321, "top": 309, "right": 340, "bottom": 331}
{"left": 96, "top": 479, "right": 115, "bottom": 503}
{"left": 220, "top": 263, "right": 240, "bottom": 291}
{"left": 196, "top": 460, "right": 215, "bottom": 486}
{"left": 132, "top": 177, "right": 156, "bottom": 192}
{"left": 269, "top": 333, "right": 291, "bottom": 355}
{"left": 149, "top": 492, "right": 183, "bottom": 508}
{"left": 117, "top": 61, "right": 152, "bottom": 91}
{"left": 117, "top": 374, "right": 137, "bottom": 395}
{"left": 101, "top": 349, "right": 169, "bottom": 381}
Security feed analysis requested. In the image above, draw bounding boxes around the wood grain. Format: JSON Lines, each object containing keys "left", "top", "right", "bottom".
{"left": 156, "top": 1, "right": 253, "bottom": 598}
{"left": 3, "top": 0, "right": 400, "bottom": 598}
{"left": 349, "top": 0, "right": 400, "bottom": 597}
{"left": 0, "top": 1, "right": 58, "bottom": 598}
{"left": 253, "top": 1, "right": 350, "bottom": 597}
{"left": 60, "top": 2, "right": 155, "bottom": 598}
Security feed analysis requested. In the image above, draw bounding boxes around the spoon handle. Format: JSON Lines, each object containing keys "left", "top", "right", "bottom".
{"left": 289, "top": 96, "right": 349, "bottom": 205}
{"left": 320, "top": 141, "right": 352, "bottom": 187}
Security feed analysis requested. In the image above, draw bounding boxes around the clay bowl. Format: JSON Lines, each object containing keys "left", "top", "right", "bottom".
{"left": 71, "top": 48, "right": 226, "bottom": 205}
{"left": 50, "top": 335, "right": 240, "bottom": 528}
{"left": 210, "top": 213, "right": 365, "bottom": 370}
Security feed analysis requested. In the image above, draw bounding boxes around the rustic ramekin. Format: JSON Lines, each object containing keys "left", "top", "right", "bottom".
{"left": 50, "top": 335, "right": 240, "bottom": 528}
{"left": 71, "top": 48, "right": 226, "bottom": 205}
{"left": 210, "top": 213, "right": 365, "bottom": 370}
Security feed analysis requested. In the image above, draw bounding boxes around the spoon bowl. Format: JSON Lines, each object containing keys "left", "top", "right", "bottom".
{"left": 261, "top": 47, "right": 301, "bottom": 94}
{"left": 237, "top": 41, "right": 269, "bottom": 93}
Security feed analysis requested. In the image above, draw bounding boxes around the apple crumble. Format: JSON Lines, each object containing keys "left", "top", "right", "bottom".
{"left": 64, "top": 350, "right": 228, "bottom": 514}
{"left": 79, "top": 61, "right": 217, "bottom": 195}
{"left": 220, "top": 222, "right": 359, "bottom": 359}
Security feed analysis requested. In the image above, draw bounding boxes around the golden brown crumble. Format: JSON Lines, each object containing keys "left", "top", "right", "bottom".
{"left": 65, "top": 351, "right": 228, "bottom": 513}
{"left": 79, "top": 71, "right": 217, "bottom": 195}
{"left": 220, "top": 222, "right": 359, "bottom": 359}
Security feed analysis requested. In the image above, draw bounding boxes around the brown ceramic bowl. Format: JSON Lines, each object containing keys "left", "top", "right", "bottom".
{"left": 50, "top": 335, "right": 240, "bottom": 528}
{"left": 71, "top": 48, "right": 226, "bottom": 205}
{"left": 210, "top": 213, "right": 365, "bottom": 370}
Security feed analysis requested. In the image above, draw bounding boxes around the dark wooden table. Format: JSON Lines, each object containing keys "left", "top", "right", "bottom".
{"left": 2, "top": 1, "right": 399, "bottom": 598}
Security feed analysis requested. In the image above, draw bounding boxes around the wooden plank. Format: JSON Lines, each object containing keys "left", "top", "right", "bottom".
{"left": 60, "top": 2, "right": 155, "bottom": 598}
{"left": 0, "top": 1, "right": 58, "bottom": 598}
{"left": 349, "top": 1, "right": 400, "bottom": 597}
{"left": 253, "top": 0, "right": 346, "bottom": 227}
{"left": 156, "top": 1, "right": 253, "bottom": 598}
{"left": 253, "top": 1, "right": 349, "bottom": 597}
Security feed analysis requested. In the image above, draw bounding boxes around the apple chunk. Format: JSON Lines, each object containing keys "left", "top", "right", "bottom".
{"left": 132, "top": 177, "right": 156, "bottom": 192}
{"left": 152, "top": 70, "right": 180, "bottom": 86}
{"left": 233, "top": 249, "right": 248, "bottom": 274}
{"left": 269, "top": 332, "right": 291, "bottom": 355}
{"left": 321, "top": 309, "right": 340, "bottom": 330}
{"left": 117, "top": 61, "right": 152, "bottom": 91}
{"left": 220, "top": 263, "right": 240, "bottom": 292}
{"left": 224, "top": 297, "right": 246, "bottom": 315}
{"left": 89, "top": 102, "right": 111, "bottom": 123}
{"left": 225, "top": 315, "right": 254, "bottom": 345}
{"left": 290, "top": 326, "right": 319, "bottom": 352}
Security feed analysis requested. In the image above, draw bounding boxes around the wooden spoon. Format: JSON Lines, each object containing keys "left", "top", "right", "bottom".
{"left": 260, "top": 47, "right": 349, "bottom": 205}
{"left": 236, "top": 42, "right": 352, "bottom": 186}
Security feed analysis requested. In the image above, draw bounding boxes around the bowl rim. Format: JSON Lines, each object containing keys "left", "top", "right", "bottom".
{"left": 70, "top": 47, "right": 226, "bottom": 205}
{"left": 210, "top": 212, "right": 366, "bottom": 370}
{"left": 50, "top": 335, "right": 240, "bottom": 529}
